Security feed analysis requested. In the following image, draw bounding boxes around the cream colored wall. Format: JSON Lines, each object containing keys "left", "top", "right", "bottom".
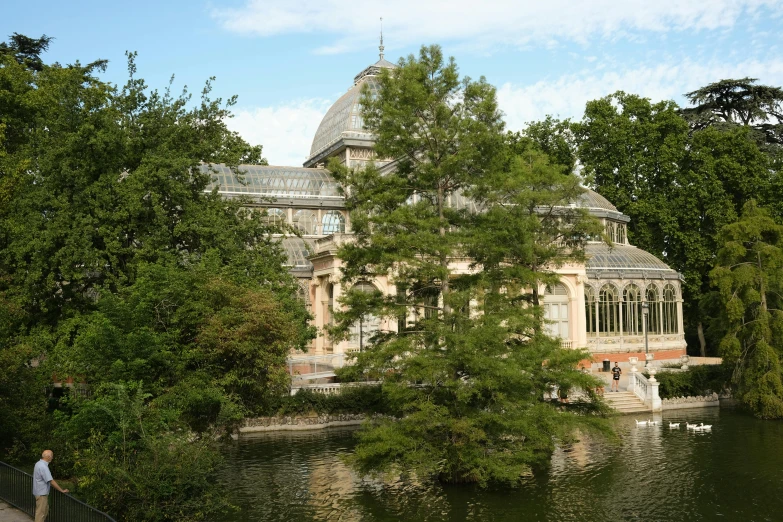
{"left": 548, "top": 264, "right": 589, "bottom": 350}
{"left": 307, "top": 246, "right": 592, "bottom": 356}
{"left": 306, "top": 252, "right": 685, "bottom": 359}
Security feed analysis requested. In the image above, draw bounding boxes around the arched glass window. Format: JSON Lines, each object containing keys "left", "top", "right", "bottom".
{"left": 662, "top": 284, "right": 678, "bottom": 334}
{"left": 645, "top": 284, "right": 661, "bottom": 334}
{"left": 322, "top": 211, "right": 346, "bottom": 234}
{"left": 262, "top": 208, "right": 286, "bottom": 228}
{"left": 585, "top": 286, "right": 597, "bottom": 337}
{"left": 543, "top": 284, "right": 570, "bottom": 339}
{"left": 347, "top": 281, "right": 381, "bottom": 350}
{"left": 623, "top": 284, "right": 643, "bottom": 335}
{"left": 605, "top": 222, "right": 616, "bottom": 243}
{"left": 598, "top": 284, "right": 620, "bottom": 336}
{"left": 296, "top": 281, "right": 310, "bottom": 307}
{"left": 293, "top": 210, "right": 318, "bottom": 235}
{"left": 616, "top": 224, "right": 626, "bottom": 244}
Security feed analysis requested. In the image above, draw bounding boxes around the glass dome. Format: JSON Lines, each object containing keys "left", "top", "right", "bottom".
{"left": 575, "top": 190, "right": 618, "bottom": 212}
{"left": 203, "top": 164, "right": 340, "bottom": 199}
{"left": 308, "top": 57, "right": 396, "bottom": 161}
{"left": 308, "top": 78, "right": 380, "bottom": 159}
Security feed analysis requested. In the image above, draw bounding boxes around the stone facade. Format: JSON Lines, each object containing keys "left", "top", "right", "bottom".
{"left": 662, "top": 393, "right": 721, "bottom": 410}
{"left": 240, "top": 413, "right": 365, "bottom": 433}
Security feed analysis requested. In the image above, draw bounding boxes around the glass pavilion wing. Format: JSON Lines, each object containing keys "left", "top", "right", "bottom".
{"left": 202, "top": 164, "right": 340, "bottom": 198}
{"left": 585, "top": 244, "right": 672, "bottom": 271}
{"left": 279, "top": 237, "right": 315, "bottom": 268}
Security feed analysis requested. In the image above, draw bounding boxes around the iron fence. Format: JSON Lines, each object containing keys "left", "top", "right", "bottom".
{"left": 0, "top": 461, "right": 116, "bottom": 521}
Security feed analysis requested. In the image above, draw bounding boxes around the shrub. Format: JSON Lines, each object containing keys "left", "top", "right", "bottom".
{"left": 56, "top": 384, "right": 234, "bottom": 521}
{"left": 651, "top": 365, "right": 730, "bottom": 399}
{"left": 267, "top": 385, "right": 388, "bottom": 417}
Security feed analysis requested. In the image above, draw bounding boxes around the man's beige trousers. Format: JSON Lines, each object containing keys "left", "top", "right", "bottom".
{"left": 35, "top": 495, "right": 49, "bottom": 522}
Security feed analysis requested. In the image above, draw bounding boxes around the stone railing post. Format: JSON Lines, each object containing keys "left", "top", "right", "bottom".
{"left": 627, "top": 356, "right": 638, "bottom": 392}
{"left": 647, "top": 367, "right": 662, "bottom": 412}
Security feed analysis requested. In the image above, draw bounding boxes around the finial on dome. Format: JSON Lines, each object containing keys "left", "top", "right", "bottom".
{"left": 379, "top": 17, "right": 385, "bottom": 60}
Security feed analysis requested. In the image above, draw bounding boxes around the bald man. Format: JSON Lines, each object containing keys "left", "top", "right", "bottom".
{"left": 33, "top": 450, "right": 69, "bottom": 522}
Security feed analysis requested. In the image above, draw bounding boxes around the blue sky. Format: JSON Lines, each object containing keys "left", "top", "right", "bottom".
{"left": 4, "top": 0, "right": 783, "bottom": 165}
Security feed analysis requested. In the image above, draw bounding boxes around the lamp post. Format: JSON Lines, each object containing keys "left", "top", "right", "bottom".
{"left": 642, "top": 301, "right": 649, "bottom": 367}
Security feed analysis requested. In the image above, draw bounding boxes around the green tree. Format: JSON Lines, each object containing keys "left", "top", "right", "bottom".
{"left": 473, "top": 136, "right": 603, "bottom": 308}
{"left": 331, "top": 45, "right": 608, "bottom": 487}
{"left": 518, "top": 116, "right": 577, "bottom": 174}
{"left": 682, "top": 78, "right": 783, "bottom": 218}
{"left": 55, "top": 261, "right": 311, "bottom": 416}
{"left": 682, "top": 78, "right": 783, "bottom": 146}
{"left": 0, "top": 34, "right": 312, "bottom": 519}
{"left": 0, "top": 33, "right": 53, "bottom": 71}
{"left": 573, "top": 92, "right": 774, "bottom": 356}
{"left": 710, "top": 201, "right": 783, "bottom": 418}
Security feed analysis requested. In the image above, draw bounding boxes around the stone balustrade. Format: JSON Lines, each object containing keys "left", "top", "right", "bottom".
{"left": 627, "top": 356, "right": 661, "bottom": 412}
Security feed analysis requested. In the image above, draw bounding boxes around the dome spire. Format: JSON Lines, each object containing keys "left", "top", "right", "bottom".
{"left": 379, "top": 17, "right": 385, "bottom": 60}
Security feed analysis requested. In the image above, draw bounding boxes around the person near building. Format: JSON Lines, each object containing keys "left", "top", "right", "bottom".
{"left": 611, "top": 362, "right": 622, "bottom": 392}
{"left": 33, "top": 450, "right": 69, "bottom": 522}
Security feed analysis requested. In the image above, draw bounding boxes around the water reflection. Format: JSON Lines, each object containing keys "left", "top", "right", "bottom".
{"left": 220, "top": 409, "right": 783, "bottom": 521}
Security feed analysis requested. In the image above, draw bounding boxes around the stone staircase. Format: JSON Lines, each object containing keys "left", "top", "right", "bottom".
{"left": 603, "top": 390, "right": 649, "bottom": 414}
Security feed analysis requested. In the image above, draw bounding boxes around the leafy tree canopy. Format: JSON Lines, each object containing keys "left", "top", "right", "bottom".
{"left": 683, "top": 78, "right": 783, "bottom": 146}
{"left": 0, "top": 34, "right": 312, "bottom": 520}
{"left": 574, "top": 90, "right": 776, "bottom": 356}
{"left": 0, "top": 32, "right": 53, "bottom": 71}
{"left": 710, "top": 201, "right": 783, "bottom": 418}
{"left": 331, "top": 45, "right": 609, "bottom": 487}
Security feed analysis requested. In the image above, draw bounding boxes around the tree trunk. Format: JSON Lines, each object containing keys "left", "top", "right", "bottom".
{"left": 758, "top": 250, "right": 767, "bottom": 313}
{"left": 697, "top": 321, "right": 707, "bottom": 357}
{"left": 438, "top": 184, "right": 450, "bottom": 315}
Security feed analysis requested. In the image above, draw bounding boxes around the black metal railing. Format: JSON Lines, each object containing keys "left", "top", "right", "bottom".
{"left": 0, "top": 461, "right": 116, "bottom": 521}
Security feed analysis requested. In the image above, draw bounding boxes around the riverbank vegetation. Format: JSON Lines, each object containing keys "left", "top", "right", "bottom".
{"left": 649, "top": 366, "right": 731, "bottom": 400}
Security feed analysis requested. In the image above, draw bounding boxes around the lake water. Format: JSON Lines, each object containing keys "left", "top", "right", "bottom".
{"left": 220, "top": 408, "right": 783, "bottom": 521}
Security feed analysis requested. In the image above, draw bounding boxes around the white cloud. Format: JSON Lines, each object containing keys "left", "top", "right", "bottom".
{"left": 497, "top": 58, "right": 783, "bottom": 130}
{"left": 212, "top": 0, "right": 782, "bottom": 53}
{"left": 227, "top": 99, "right": 333, "bottom": 166}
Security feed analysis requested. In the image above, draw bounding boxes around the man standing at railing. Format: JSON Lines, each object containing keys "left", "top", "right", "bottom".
{"left": 33, "top": 450, "right": 69, "bottom": 522}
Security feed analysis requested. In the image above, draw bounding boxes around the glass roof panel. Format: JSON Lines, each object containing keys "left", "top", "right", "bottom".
{"left": 586, "top": 244, "right": 672, "bottom": 271}
{"left": 279, "top": 237, "right": 314, "bottom": 268}
{"left": 575, "top": 190, "right": 618, "bottom": 212}
{"left": 202, "top": 164, "right": 341, "bottom": 199}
